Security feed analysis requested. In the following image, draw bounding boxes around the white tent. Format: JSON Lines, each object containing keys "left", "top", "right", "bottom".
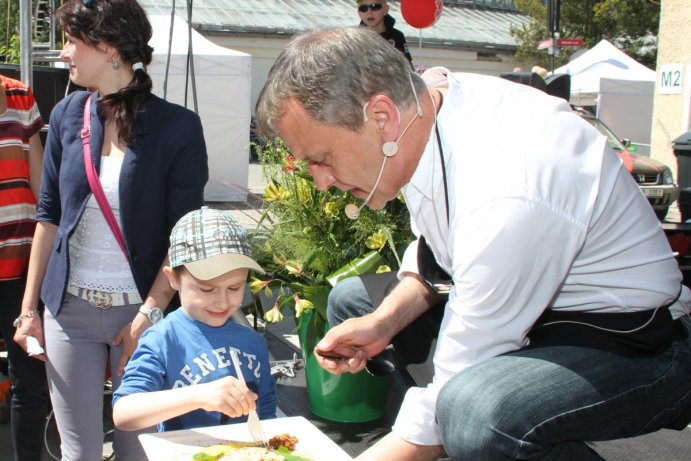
{"left": 554, "top": 40, "right": 656, "bottom": 154}
{"left": 597, "top": 78, "right": 655, "bottom": 155}
{"left": 554, "top": 39, "right": 655, "bottom": 107}
{"left": 147, "top": 14, "right": 252, "bottom": 202}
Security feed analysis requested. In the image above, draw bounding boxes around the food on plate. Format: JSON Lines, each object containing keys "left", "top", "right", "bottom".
{"left": 268, "top": 434, "right": 298, "bottom": 452}
{"left": 191, "top": 434, "right": 311, "bottom": 461}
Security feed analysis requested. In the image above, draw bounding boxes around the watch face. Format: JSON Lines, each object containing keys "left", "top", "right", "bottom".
{"left": 149, "top": 308, "right": 163, "bottom": 323}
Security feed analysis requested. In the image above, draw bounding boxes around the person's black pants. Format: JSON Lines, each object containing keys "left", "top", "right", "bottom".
{"left": 0, "top": 277, "right": 49, "bottom": 461}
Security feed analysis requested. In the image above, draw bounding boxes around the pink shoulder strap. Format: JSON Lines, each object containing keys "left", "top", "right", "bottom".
{"left": 82, "top": 94, "right": 130, "bottom": 263}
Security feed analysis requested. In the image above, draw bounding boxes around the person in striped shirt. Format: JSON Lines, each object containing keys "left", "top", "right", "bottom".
{"left": 0, "top": 74, "right": 48, "bottom": 461}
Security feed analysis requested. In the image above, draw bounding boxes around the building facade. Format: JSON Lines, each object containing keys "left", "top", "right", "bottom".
{"left": 651, "top": 0, "right": 691, "bottom": 179}
{"left": 139, "top": 0, "right": 533, "bottom": 114}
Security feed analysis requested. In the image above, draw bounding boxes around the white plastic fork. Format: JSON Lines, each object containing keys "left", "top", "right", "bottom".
{"left": 230, "top": 350, "right": 269, "bottom": 446}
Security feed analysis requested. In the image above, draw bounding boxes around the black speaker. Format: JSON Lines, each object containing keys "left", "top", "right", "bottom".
{"left": 544, "top": 74, "right": 571, "bottom": 102}
{"left": 499, "top": 72, "right": 548, "bottom": 93}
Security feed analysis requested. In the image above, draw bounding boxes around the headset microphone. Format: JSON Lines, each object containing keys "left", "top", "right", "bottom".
{"left": 345, "top": 156, "right": 389, "bottom": 219}
{"left": 346, "top": 73, "right": 423, "bottom": 220}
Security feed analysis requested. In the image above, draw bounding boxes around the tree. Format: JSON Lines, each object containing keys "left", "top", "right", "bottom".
{"left": 0, "top": 0, "right": 20, "bottom": 63}
{"left": 511, "top": 0, "right": 660, "bottom": 70}
{"left": 0, "top": 0, "right": 56, "bottom": 64}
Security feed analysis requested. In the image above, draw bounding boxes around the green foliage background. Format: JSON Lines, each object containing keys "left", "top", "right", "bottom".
{"left": 512, "top": 0, "right": 660, "bottom": 69}
{"left": 250, "top": 139, "right": 414, "bottom": 325}
{"left": 1, "top": 0, "right": 55, "bottom": 63}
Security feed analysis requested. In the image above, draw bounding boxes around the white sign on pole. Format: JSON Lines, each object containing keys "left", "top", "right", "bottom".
{"left": 658, "top": 64, "right": 683, "bottom": 94}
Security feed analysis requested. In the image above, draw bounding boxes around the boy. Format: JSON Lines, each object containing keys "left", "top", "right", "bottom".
{"left": 357, "top": 1, "right": 413, "bottom": 66}
{"left": 112, "top": 206, "right": 276, "bottom": 432}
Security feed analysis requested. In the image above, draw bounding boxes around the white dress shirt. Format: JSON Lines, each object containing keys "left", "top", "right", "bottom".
{"left": 393, "top": 70, "right": 691, "bottom": 445}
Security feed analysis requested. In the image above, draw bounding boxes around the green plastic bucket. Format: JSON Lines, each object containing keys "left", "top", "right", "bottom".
{"left": 297, "top": 289, "right": 390, "bottom": 423}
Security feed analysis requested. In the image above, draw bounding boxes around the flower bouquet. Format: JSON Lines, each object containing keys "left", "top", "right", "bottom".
{"left": 249, "top": 138, "right": 413, "bottom": 422}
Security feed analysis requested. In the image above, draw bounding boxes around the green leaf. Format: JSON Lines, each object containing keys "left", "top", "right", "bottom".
{"left": 275, "top": 446, "right": 313, "bottom": 461}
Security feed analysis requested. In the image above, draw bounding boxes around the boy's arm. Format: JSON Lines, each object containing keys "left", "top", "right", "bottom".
{"left": 113, "top": 385, "right": 209, "bottom": 431}
{"left": 113, "top": 376, "right": 259, "bottom": 431}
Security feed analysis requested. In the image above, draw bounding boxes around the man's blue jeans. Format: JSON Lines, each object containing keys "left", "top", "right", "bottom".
{"left": 327, "top": 276, "right": 691, "bottom": 460}
{"left": 437, "top": 326, "right": 691, "bottom": 460}
{"left": 327, "top": 275, "right": 375, "bottom": 326}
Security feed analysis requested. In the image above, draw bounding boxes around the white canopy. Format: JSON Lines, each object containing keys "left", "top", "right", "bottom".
{"left": 147, "top": 14, "right": 252, "bottom": 202}
{"left": 553, "top": 40, "right": 655, "bottom": 153}
{"left": 554, "top": 39, "right": 655, "bottom": 106}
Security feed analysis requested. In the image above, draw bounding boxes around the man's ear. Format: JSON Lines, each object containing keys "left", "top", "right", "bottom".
{"left": 162, "top": 266, "right": 180, "bottom": 291}
{"left": 368, "top": 95, "right": 400, "bottom": 141}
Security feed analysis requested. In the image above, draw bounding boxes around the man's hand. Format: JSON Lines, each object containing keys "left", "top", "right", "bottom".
{"left": 314, "top": 312, "right": 392, "bottom": 374}
{"left": 355, "top": 432, "right": 445, "bottom": 461}
{"left": 315, "top": 274, "right": 438, "bottom": 375}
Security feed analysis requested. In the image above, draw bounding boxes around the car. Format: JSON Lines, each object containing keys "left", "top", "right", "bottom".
{"left": 575, "top": 108, "right": 679, "bottom": 221}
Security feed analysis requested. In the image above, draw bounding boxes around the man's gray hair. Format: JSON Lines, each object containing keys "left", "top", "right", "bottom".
{"left": 256, "top": 27, "right": 425, "bottom": 140}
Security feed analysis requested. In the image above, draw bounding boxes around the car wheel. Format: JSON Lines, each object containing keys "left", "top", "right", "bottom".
{"left": 655, "top": 207, "right": 669, "bottom": 221}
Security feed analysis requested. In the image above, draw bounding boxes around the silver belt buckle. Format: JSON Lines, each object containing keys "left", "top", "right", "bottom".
{"left": 85, "top": 290, "right": 113, "bottom": 309}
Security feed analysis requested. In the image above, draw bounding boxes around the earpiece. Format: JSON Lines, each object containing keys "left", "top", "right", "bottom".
{"left": 382, "top": 141, "right": 398, "bottom": 157}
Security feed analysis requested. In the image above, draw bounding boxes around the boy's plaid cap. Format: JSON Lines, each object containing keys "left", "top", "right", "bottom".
{"left": 169, "top": 206, "right": 264, "bottom": 280}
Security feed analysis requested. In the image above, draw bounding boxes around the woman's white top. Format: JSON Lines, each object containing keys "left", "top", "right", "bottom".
{"left": 68, "top": 156, "right": 138, "bottom": 293}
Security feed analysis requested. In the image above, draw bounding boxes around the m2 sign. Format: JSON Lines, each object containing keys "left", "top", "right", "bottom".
{"left": 658, "top": 64, "right": 683, "bottom": 95}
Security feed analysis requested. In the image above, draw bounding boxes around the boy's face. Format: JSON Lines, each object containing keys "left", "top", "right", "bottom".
{"left": 164, "top": 266, "right": 249, "bottom": 327}
{"left": 358, "top": 2, "right": 388, "bottom": 30}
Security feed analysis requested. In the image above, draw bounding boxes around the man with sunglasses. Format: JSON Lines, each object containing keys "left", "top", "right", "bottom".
{"left": 357, "top": 1, "right": 413, "bottom": 67}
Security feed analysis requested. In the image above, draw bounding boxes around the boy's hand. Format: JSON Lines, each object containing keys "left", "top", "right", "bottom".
{"left": 201, "top": 376, "right": 258, "bottom": 418}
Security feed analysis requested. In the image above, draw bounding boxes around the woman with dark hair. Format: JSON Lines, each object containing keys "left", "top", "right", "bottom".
{"left": 12, "top": 0, "right": 208, "bottom": 459}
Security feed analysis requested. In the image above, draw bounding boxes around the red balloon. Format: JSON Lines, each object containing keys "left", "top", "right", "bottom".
{"left": 401, "top": 0, "right": 444, "bottom": 29}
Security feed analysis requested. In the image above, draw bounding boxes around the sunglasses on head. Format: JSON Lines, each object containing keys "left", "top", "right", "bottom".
{"left": 358, "top": 3, "right": 384, "bottom": 13}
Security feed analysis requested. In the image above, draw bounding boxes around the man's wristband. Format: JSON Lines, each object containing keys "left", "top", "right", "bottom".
{"left": 13, "top": 310, "right": 38, "bottom": 328}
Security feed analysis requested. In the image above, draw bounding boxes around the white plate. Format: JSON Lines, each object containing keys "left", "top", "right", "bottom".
{"left": 138, "top": 416, "right": 353, "bottom": 461}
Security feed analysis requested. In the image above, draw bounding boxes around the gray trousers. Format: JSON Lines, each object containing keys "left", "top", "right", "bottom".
{"left": 44, "top": 294, "right": 154, "bottom": 460}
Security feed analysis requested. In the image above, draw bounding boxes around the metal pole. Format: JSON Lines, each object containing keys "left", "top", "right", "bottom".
{"left": 49, "top": 0, "right": 56, "bottom": 51}
{"left": 19, "top": 0, "right": 32, "bottom": 86}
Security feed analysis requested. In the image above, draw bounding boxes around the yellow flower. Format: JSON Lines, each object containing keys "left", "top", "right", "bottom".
{"left": 263, "top": 182, "right": 289, "bottom": 202}
{"left": 366, "top": 229, "right": 387, "bottom": 251}
{"left": 293, "top": 295, "right": 314, "bottom": 318}
{"left": 324, "top": 201, "right": 339, "bottom": 219}
{"left": 296, "top": 177, "right": 311, "bottom": 204}
{"left": 249, "top": 278, "right": 272, "bottom": 295}
{"left": 376, "top": 265, "right": 392, "bottom": 274}
{"left": 263, "top": 302, "right": 284, "bottom": 323}
{"left": 285, "top": 260, "right": 303, "bottom": 276}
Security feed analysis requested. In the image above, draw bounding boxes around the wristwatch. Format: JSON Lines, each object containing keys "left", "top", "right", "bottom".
{"left": 139, "top": 305, "right": 163, "bottom": 324}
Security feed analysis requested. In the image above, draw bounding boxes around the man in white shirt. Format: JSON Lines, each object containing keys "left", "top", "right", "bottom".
{"left": 255, "top": 27, "right": 691, "bottom": 461}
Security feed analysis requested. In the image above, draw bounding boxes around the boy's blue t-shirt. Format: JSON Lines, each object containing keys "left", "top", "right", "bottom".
{"left": 113, "top": 308, "right": 277, "bottom": 432}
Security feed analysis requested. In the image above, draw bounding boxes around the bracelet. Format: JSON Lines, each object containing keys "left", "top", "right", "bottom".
{"left": 13, "top": 310, "right": 38, "bottom": 328}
